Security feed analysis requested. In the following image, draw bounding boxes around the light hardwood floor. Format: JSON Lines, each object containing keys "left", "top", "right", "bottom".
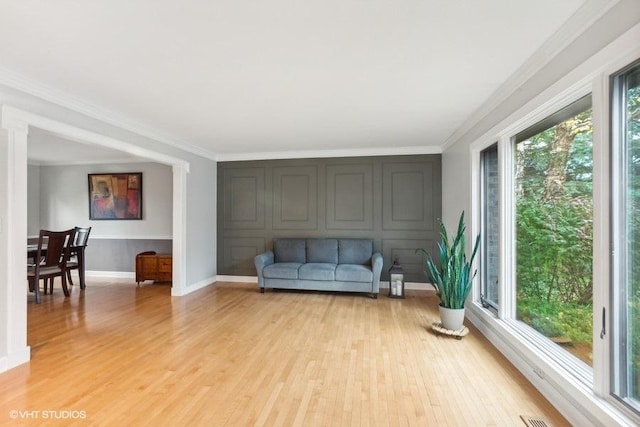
{"left": 0, "top": 279, "right": 569, "bottom": 426}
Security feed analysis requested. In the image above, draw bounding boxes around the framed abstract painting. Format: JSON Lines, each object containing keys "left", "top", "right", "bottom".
{"left": 88, "top": 173, "right": 142, "bottom": 220}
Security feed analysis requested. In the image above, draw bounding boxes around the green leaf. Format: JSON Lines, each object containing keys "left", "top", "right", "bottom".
{"left": 415, "top": 211, "right": 479, "bottom": 309}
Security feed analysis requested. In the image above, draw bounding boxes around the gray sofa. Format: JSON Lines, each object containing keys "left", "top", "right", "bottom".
{"left": 254, "top": 238, "right": 383, "bottom": 298}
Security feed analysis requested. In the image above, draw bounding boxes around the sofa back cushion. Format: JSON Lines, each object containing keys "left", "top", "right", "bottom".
{"left": 338, "top": 239, "right": 373, "bottom": 265}
{"left": 274, "top": 238, "right": 306, "bottom": 263}
{"left": 306, "top": 239, "right": 338, "bottom": 264}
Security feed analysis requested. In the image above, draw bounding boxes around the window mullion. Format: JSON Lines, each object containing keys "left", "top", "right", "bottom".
{"left": 498, "top": 135, "right": 515, "bottom": 320}
{"left": 591, "top": 72, "right": 610, "bottom": 397}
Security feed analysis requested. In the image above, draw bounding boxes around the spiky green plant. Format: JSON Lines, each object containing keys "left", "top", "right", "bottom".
{"left": 416, "top": 212, "right": 480, "bottom": 309}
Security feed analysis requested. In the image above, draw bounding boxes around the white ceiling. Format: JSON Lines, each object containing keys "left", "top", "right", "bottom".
{"left": 0, "top": 0, "right": 592, "bottom": 163}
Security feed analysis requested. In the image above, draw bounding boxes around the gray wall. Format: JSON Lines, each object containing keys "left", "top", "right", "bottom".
{"left": 218, "top": 155, "right": 441, "bottom": 282}
{"left": 28, "top": 161, "right": 173, "bottom": 272}
{"left": 37, "top": 162, "right": 173, "bottom": 237}
{"left": 86, "top": 239, "right": 173, "bottom": 272}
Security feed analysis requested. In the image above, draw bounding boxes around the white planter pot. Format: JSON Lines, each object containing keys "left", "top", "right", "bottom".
{"left": 439, "top": 306, "right": 465, "bottom": 331}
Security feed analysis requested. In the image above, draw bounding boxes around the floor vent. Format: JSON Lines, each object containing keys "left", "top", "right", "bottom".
{"left": 520, "top": 415, "right": 552, "bottom": 427}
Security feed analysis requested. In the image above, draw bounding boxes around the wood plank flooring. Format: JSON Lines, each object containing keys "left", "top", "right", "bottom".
{"left": 0, "top": 279, "right": 569, "bottom": 426}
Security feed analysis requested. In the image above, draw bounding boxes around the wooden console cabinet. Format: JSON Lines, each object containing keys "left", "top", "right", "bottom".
{"left": 136, "top": 251, "right": 172, "bottom": 284}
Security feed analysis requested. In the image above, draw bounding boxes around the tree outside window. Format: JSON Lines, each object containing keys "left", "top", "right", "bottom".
{"left": 514, "top": 97, "right": 593, "bottom": 366}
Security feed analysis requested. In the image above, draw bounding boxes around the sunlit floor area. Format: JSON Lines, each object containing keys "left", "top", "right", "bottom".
{"left": 0, "top": 279, "right": 569, "bottom": 426}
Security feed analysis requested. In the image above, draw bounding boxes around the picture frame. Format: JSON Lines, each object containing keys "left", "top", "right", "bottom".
{"left": 88, "top": 173, "right": 143, "bottom": 220}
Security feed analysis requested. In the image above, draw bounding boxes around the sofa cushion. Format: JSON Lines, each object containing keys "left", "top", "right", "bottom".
{"left": 338, "top": 239, "right": 373, "bottom": 265}
{"left": 274, "top": 239, "right": 306, "bottom": 263}
{"left": 306, "top": 239, "right": 338, "bottom": 264}
{"left": 263, "top": 262, "right": 301, "bottom": 280}
{"left": 336, "top": 264, "right": 374, "bottom": 282}
{"left": 299, "top": 263, "right": 336, "bottom": 281}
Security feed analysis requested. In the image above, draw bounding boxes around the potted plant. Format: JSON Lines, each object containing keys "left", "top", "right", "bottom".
{"left": 416, "top": 211, "right": 480, "bottom": 331}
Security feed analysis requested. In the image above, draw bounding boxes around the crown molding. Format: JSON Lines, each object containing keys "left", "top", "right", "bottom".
{"left": 0, "top": 68, "right": 218, "bottom": 161}
{"left": 441, "top": 0, "right": 620, "bottom": 151}
{"left": 27, "top": 157, "right": 154, "bottom": 167}
{"left": 215, "top": 145, "right": 442, "bottom": 162}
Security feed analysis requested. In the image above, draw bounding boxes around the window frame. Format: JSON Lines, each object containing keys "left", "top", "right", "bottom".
{"left": 511, "top": 95, "right": 594, "bottom": 367}
{"left": 479, "top": 143, "right": 499, "bottom": 311}
{"left": 472, "top": 82, "right": 596, "bottom": 383}
{"left": 466, "top": 23, "right": 640, "bottom": 426}
{"left": 504, "top": 91, "right": 595, "bottom": 384}
{"left": 610, "top": 58, "right": 640, "bottom": 414}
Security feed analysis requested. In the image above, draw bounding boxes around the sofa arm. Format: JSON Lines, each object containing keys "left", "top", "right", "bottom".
{"left": 254, "top": 251, "right": 274, "bottom": 288}
{"left": 371, "top": 252, "right": 383, "bottom": 293}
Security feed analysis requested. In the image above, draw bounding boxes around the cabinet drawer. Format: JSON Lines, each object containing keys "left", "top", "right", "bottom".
{"left": 136, "top": 253, "right": 172, "bottom": 283}
{"left": 158, "top": 257, "right": 172, "bottom": 272}
{"left": 157, "top": 271, "right": 172, "bottom": 281}
{"left": 141, "top": 257, "right": 158, "bottom": 272}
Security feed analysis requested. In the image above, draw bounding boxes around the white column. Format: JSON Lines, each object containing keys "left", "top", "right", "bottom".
{"left": 0, "top": 107, "right": 30, "bottom": 372}
{"left": 171, "top": 164, "right": 188, "bottom": 296}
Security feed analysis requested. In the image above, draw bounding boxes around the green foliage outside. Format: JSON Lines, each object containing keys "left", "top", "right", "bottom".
{"left": 517, "top": 298, "right": 592, "bottom": 344}
{"left": 515, "top": 83, "right": 640, "bottom": 370}
{"left": 514, "top": 75, "right": 640, "bottom": 389}
{"left": 515, "top": 107, "right": 594, "bottom": 364}
{"left": 517, "top": 196, "right": 593, "bottom": 306}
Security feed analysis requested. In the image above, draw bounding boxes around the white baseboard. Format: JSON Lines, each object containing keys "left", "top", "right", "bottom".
{"left": 0, "top": 345, "right": 31, "bottom": 373}
{"left": 214, "top": 276, "right": 433, "bottom": 291}
{"left": 176, "top": 275, "right": 217, "bottom": 296}
{"left": 86, "top": 270, "right": 135, "bottom": 279}
{"left": 216, "top": 275, "right": 258, "bottom": 283}
{"left": 380, "top": 281, "right": 435, "bottom": 291}
{"left": 84, "top": 271, "right": 217, "bottom": 296}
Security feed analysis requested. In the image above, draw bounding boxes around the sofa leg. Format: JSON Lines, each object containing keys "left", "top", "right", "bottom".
{"left": 260, "top": 287, "right": 265, "bottom": 293}
{"left": 372, "top": 293, "right": 378, "bottom": 299}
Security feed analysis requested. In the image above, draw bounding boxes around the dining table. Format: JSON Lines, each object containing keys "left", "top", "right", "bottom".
{"left": 27, "top": 243, "right": 87, "bottom": 289}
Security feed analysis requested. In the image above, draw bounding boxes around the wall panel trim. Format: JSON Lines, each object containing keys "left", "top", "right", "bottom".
{"left": 218, "top": 155, "right": 441, "bottom": 281}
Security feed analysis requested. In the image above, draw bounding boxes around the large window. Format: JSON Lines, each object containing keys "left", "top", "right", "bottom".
{"left": 612, "top": 60, "right": 640, "bottom": 412}
{"left": 480, "top": 144, "right": 499, "bottom": 309}
{"left": 472, "top": 42, "right": 640, "bottom": 423}
{"left": 514, "top": 96, "right": 594, "bottom": 366}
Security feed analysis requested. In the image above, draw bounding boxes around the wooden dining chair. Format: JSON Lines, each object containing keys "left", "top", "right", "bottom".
{"left": 64, "top": 226, "right": 92, "bottom": 290}
{"left": 27, "top": 228, "right": 76, "bottom": 304}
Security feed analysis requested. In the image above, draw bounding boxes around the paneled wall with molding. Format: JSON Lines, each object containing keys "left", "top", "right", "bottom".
{"left": 217, "top": 155, "right": 441, "bottom": 282}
